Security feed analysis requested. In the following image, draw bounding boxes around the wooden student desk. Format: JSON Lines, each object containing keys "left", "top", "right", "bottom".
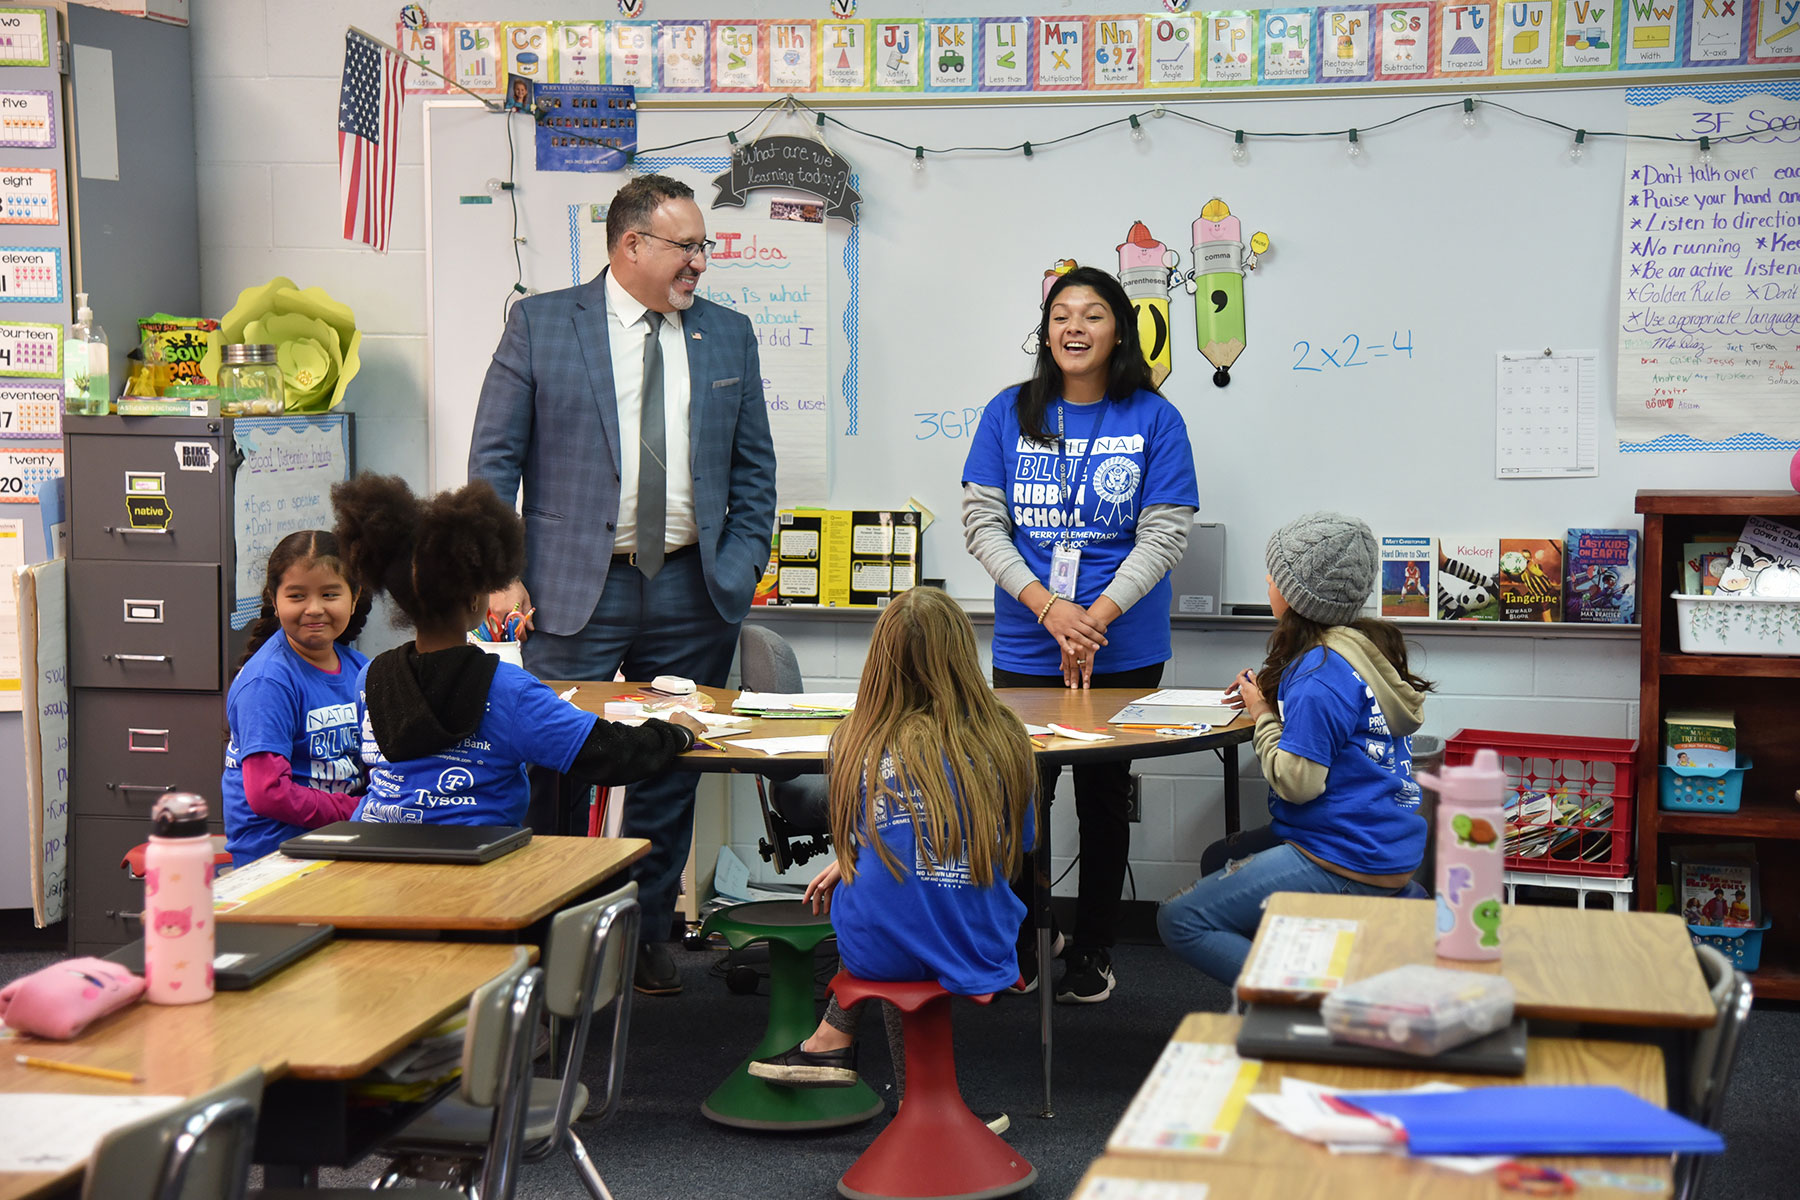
{"left": 1239, "top": 892, "right": 1717, "bottom": 1029}
{"left": 558, "top": 680, "right": 1256, "bottom": 1117}
{"left": 214, "top": 835, "right": 649, "bottom": 932}
{"left": 0, "top": 940, "right": 525, "bottom": 1200}
{"left": 1085, "top": 1011, "right": 1671, "bottom": 1198}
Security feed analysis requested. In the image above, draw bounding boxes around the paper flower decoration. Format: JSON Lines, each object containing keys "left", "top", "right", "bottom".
{"left": 201, "top": 277, "right": 362, "bottom": 412}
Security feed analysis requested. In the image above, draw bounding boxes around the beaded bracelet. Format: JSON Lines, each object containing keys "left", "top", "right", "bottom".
{"left": 1037, "top": 594, "right": 1057, "bottom": 624}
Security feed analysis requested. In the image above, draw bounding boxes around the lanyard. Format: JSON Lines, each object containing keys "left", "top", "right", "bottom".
{"left": 1056, "top": 399, "right": 1109, "bottom": 531}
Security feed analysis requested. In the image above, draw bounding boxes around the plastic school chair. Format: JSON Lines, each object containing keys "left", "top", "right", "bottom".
{"left": 829, "top": 972, "right": 1036, "bottom": 1200}
{"left": 374, "top": 890, "right": 639, "bottom": 1200}
{"left": 1674, "top": 943, "right": 1753, "bottom": 1200}
{"left": 697, "top": 899, "right": 884, "bottom": 1131}
{"left": 83, "top": 1068, "right": 261, "bottom": 1200}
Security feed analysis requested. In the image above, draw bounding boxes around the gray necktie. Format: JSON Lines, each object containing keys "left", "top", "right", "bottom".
{"left": 635, "top": 310, "right": 666, "bottom": 580}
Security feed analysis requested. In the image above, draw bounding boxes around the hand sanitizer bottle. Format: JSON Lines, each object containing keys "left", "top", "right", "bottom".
{"left": 65, "top": 293, "right": 109, "bottom": 416}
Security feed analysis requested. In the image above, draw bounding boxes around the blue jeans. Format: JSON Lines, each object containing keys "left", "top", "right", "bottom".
{"left": 523, "top": 552, "right": 739, "bottom": 942}
{"left": 1157, "top": 843, "right": 1408, "bottom": 986}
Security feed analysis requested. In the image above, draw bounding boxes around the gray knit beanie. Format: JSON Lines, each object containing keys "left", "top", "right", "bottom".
{"left": 1265, "top": 511, "right": 1377, "bottom": 625}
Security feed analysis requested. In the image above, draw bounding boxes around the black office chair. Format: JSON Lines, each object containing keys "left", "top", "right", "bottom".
{"left": 737, "top": 624, "right": 831, "bottom": 874}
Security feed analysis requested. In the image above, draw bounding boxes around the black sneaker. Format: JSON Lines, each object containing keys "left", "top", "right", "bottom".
{"left": 1055, "top": 947, "right": 1115, "bottom": 1004}
{"left": 747, "top": 1041, "right": 858, "bottom": 1088}
{"left": 1007, "top": 931, "right": 1066, "bottom": 994}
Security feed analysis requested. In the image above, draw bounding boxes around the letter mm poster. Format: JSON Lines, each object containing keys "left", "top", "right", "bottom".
{"left": 1615, "top": 82, "right": 1800, "bottom": 451}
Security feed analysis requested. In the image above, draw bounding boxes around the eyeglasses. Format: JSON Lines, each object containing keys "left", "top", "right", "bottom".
{"left": 634, "top": 231, "right": 716, "bottom": 260}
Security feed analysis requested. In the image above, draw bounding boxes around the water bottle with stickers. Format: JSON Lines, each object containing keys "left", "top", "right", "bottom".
{"left": 1417, "top": 749, "right": 1505, "bottom": 961}
{"left": 143, "top": 792, "right": 216, "bottom": 1004}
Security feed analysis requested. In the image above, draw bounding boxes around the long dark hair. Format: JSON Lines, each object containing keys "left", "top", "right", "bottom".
{"left": 1015, "top": 265, "right": 1157, "bottom": 444}
{"left": 235, "top": 530, "right": 371, "bottom": 672}
{"left": 332, "top": 474, "right": 524, "bottom": 633}
{"left": 1258, "top": 612, "right": 1435, "bottom": 706}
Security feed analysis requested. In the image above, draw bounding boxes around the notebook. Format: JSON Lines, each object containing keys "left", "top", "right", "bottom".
{"left": 107, "top": 922, "right": 334, "bottom": 990}
{"left": 1343, "top": 1085, "right": 1724, "bottom": 1156}
{"left": 1236, "top": 1004, "right": 1528, "bottom": 1076}
{"left": 280, "top": 822, "right": 532, "bottom": 864}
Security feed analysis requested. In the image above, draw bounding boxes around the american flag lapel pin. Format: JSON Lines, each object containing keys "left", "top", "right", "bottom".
{"left": 691, "top": 331, "right": 702, "bottom": 340}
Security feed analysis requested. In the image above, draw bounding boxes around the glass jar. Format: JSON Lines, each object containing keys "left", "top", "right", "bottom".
{"left": 217, "top": 343, "right": 286, "bottom": 416}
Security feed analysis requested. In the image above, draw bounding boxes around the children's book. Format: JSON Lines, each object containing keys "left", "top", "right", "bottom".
{"left": 1681, "top": 539, "right": 1736, "bottom": 595}
{"left": 1378, "top": 535, "right": 1434, "bottom": 619}
{"left": 1675, "top": 849, "right": 1759, "bottom": 929}
{"left": 1564, "top": 529, "right": 1638, "bottom": 624}
{"left": 1436, "top": 538, "right": 1498, "bottom": 621}
{"left": 1718, "top": 515, "right": 1800, "bottom": 598}
{"left": 1498, "top": 538, "right": 1563, "bottom": 623}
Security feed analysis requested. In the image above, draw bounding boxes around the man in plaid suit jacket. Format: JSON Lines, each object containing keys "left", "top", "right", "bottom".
{"left": 470, "top": 175, "right": 777, "bottom": 994}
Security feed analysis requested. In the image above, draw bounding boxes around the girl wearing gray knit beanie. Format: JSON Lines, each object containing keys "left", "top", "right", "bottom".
{"left": 1157, "top": 512, "right": 1435, "bottom": 986}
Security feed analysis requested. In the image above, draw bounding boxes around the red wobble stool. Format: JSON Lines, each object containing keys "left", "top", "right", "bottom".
{"left": 830, "top": 972, "right": 1036, "bottom": 1200}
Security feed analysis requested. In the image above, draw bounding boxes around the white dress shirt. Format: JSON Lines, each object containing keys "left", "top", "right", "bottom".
{"left": 605, "top": 270, "right": 696, "bottom": 553}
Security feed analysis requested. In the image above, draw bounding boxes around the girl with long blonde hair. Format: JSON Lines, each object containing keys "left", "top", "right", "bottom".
{"left": 750, "top": 587, "right": 1037, "bottom": 1092}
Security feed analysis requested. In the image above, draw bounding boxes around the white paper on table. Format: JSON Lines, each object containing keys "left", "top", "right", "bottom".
{"left": 1134, "top": 688, "right": 1235, "bottom": 707}
{"left": 0, "top": 1094, "right": 185, "bottom": 1171}
{"left": 1238, "top": 915, "right": 1359, "bottom": 996}
{"left": 1106, "top": 1041, "right": 1261, "bottom": 1156}
{"left": 1250, "top": 1079, "right": 1507, "bottom": 1174}
{"left": 1046, "top": 724, "right": 1113, "bottom": 743}
{"left": 723, "top": 734, "right": 833, "bottom": 756}
{"left": 212, "top": 852, "right": 329, "bottom": 910}
{"left": 1072, "top": 1179, "right": 1210, "bottom": 1200}
{"left": 641, "top": 709, "right": 752, "bottom": 730}
{"left": 1022, "top": 724, "right": 1053, "bottom": 736}
{"left": 733, "top": 690, "right": 858, "bottom": 711}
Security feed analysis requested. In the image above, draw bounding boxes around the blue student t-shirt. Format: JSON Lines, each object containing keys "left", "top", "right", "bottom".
{"left": 829, "top": 753, "right": 1036, "bottom": 995}
{"left": 351, "top": 660, "right": 596, "bottom": 827}
{"left": 962, "top": 385, "right": 1199, "bottom": 675}
{"left": 223, "top": 631, "right": 369, "bottom": 867}
{"left": 1267, "top": 647, "right": 1426, "bottom": 875}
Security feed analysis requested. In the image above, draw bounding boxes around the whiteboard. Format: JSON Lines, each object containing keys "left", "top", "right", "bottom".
{"left": 426, "top": 90, "right": 1796, "bottom": 605}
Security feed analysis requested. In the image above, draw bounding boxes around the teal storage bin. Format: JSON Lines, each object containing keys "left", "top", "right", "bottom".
{"left": 1660, "top": 760, "right": 1751, "bottom": 814}
{"left": 1688, "top": 921, "right": 1770, "bottom": 971}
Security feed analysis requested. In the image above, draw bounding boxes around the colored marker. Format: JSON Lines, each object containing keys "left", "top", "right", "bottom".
{"left": 1117, "top": 221, "right": 1175, "bottom": 388}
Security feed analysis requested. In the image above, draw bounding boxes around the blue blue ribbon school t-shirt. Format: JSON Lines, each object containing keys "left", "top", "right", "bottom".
{"left": 222, "top": 631, "right": 369, "bottom": 867}
{"left": 1268, "top": 647, "right": 1426, "bottom": 875}
{"left": 962, "top": 385, "right": 1199, "bottom": 675}
{"left": 352, "top": 660, "right": 596, "bottom": 827}
{"left": 830, "top": 753, "right": 1037, "bottom": 995}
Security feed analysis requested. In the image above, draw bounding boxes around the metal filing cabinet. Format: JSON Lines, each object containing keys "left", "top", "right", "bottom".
{"left": 63, "top": 416, "right": 350, "bottom": 953}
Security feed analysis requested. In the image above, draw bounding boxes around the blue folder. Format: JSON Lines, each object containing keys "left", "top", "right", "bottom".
{"left": 1344, "top": 1086, "right": 1723, "bottom": 1157}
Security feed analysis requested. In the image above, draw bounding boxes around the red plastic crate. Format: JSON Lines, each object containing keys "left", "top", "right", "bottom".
{"left": 1443, "top": 729, "right": 1639, "bottom": 879}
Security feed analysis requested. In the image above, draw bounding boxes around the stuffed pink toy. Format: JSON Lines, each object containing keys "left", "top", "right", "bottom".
{"left": 0, "top": 957, "right": 145, "bottom": 1039}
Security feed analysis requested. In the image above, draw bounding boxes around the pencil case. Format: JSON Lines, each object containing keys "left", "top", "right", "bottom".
{"left": 1320, "top": 964, "right": 1514, "bottom": 1057}
{"left": 0, "top": 957, "right": 146, "bottom": 1039}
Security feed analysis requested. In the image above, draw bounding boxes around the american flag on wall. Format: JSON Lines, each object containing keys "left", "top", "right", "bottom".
{"left": 338, "top": 30, "right": 407, "bottom": 252}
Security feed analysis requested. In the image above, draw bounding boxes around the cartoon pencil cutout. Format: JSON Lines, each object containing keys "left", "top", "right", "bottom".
{"left": 1116, "top": 222, "right": 1176, "bottom": 387}
{"left": 1189, "top": 198, "right": 1269, "bottom": 388}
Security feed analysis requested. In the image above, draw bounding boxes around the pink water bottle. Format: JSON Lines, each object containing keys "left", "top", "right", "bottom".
{"left": 144, "top": 792, "right": 215, "bottom": 1004}
{"left": 1418, "top": 749, "right": 1506, "bottom": 961}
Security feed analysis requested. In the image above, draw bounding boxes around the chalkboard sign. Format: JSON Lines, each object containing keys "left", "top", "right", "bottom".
{"left": 711, "top": 135, "right": 863, "bottom": 221}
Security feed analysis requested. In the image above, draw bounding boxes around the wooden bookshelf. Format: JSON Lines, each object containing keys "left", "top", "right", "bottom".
{"left": 1635, "top": 491, "right": 1800, "bottom": 1002}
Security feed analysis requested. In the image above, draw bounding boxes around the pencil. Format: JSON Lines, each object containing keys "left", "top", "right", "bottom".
{"left": 694, "top": 735, "right": 729, "bottom": 752}
{"left": 15, "top": 1054, "right": 143, "bottom": 1084}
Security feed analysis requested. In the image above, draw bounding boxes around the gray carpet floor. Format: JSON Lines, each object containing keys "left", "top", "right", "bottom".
{"left": 2, "top": 941, "right": 1792, "bottom": 1198}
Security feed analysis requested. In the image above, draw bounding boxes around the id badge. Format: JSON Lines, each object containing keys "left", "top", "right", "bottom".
{"left": 1049, "top": 543, "right": 1081, "bottom": 599}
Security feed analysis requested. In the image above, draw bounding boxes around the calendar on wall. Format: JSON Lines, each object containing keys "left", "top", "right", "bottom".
{"left": 1495, "top": 350, "right": 1598, "bottom": 480}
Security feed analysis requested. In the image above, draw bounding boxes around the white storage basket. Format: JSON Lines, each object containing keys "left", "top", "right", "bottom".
{"left": 1672, "top": 592, "right": 1800, "bottom": 656}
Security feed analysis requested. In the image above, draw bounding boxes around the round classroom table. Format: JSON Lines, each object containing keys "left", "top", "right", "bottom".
{"left": 552, "top": 682, "right": 1255, "bottom": 1119}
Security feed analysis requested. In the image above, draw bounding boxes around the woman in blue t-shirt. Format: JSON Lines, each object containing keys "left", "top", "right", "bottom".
{"left": 1158, "top": 512, "right": 1434, "bottom": 985}
{"left": 329, "top": 473, "right": 703, "bottom": 829}
{"left": 962, "top": 265, "right": 1199, "bottom": 1004}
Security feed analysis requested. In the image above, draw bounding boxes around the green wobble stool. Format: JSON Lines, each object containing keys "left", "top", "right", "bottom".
{"left": 699, "top": 899, "right": 885, "bottom": 1130}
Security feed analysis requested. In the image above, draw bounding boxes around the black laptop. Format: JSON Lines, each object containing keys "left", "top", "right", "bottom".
{"left": 107, "top": 923, "right": 335, "bottom": 990}
{"left": 1236, "top": 1003, "right": 1529, "bottom": 1076}
{"left": 279, "top": 821, "right": 532, "bottom": 864}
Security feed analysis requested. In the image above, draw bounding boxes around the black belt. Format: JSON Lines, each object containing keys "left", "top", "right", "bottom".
{"left": 612, "top": 542, "right": 698, "bottom": 567}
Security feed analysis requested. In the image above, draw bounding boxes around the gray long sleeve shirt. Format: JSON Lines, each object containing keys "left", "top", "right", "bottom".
{"left": 961, "top": 482, "right": 1195, "bottom": 615}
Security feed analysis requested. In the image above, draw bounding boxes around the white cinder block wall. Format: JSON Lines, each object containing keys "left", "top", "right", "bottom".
{"left": 190, "top": 2, "right": 1640, "bottom": 901}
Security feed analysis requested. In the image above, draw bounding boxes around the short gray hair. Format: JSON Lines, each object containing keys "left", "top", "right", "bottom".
{"left": 606, "top": 174, "right": 697, "bottom": 251}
